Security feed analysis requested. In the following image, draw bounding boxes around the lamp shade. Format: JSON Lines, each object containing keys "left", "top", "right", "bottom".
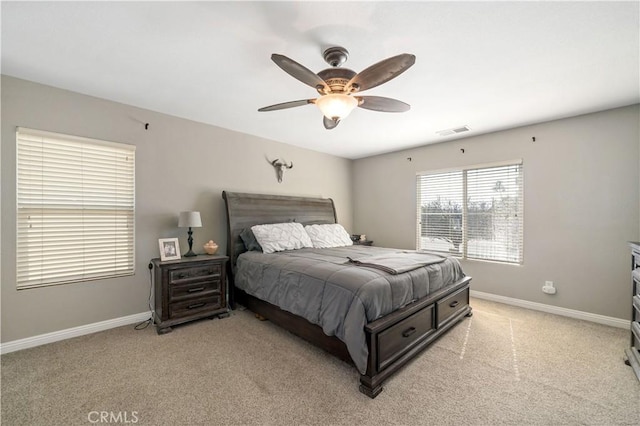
{"left": 178, "top": 211, "right": 202, "bottom": 228}
{"left": 315, "top": 94, "right": 358, "bottom": 121}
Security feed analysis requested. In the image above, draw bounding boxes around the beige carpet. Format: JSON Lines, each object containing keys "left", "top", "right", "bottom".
{"left": 2, "top": 298, "right": 639, "bottom": 425}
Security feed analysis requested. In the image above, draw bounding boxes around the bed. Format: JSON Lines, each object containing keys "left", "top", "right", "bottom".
{"left": 222, "top": 191, "right": 472, "bottom": 398}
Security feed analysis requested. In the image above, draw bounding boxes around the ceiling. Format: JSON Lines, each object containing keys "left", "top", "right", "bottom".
{"left": 2, "top": 1, "right": 638, "bottom": 159}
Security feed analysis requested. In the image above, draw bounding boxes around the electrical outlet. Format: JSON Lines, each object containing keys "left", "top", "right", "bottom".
{"left": 542, "top": 281, "right": 556, "bottom": 294}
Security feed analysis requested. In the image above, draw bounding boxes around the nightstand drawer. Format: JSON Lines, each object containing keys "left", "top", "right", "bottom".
{"left": 170, "top": 280, "right": 221, "bottom": 301}
{"left": 169, "top": 295, "right": 222, "bottom": 319}
{"left": 169, "top": 264, "right": 221, "bottom": 284}
{"left": 436, "top": 286, "right": 469, "bottom": 327}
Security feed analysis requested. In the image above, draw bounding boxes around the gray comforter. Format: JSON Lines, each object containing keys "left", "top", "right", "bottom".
{"left": 234, "top": 246, "right": 465, "bottom": 374}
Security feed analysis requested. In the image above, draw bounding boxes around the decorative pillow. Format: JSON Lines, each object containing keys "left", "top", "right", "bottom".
{"left": 304, "top": 224, "right": 353, "bottom": 248}
{"left": 251, "top": 222, "right": 313, "bottom": 254}
{"left": 239, "top": 228, "right": 262, "bottom": 252}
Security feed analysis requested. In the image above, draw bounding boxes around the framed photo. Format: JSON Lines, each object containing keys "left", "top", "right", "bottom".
{"left": 159, "top": 238, "right": 181, "bottom": 261}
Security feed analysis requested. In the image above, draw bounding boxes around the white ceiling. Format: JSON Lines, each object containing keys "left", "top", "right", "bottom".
{"left": 2, "top": 1, "right": 638, "bottom": 159}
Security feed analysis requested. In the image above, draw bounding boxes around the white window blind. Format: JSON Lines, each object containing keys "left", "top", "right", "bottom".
{"left": 16, "top": 128, "right": 135, "bottom": 289}
{"left": 416, "top": 161, "right": 523, "bottom": 264}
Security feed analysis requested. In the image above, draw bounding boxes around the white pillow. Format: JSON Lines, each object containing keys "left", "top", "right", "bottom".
{"left": 304, "top": 224, "right": 353, "bottom": 248}
{"left": 251, "top": 222, "right": 313, "bottom": 254}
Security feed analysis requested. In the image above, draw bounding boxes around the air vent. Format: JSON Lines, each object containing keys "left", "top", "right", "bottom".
{"left": 437, "top": 125, "right": 471, "bottom": 137}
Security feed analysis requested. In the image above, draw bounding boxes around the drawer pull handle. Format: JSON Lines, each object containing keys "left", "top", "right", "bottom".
{"left": 188, "top": 287, "right": 205, "bottom": 293}
{"left": 449, "top": 300, "right": 459, "bottom": 308}
{"left": 402, "top": 327, "right": 417, "bottom": 338}
{"left": 187, "top": 302, "right": 206, "bottom": 310}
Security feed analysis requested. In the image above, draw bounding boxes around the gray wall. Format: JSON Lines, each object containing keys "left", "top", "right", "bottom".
{"left": 353, "top": 105, "right": 640, "bottom": 320}
{"left": 1, "top": 76, "right": 353, "bottom": 342}
{"left": 2, "top": 74, "right": 638, "bottom": 344}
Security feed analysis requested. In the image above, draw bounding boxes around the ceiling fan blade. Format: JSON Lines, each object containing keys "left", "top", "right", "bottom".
{"left": 356, "top": 96, "right": 410, "bottom": 113}
{"left": 323, "top": 116, "right": 340, "bottom": 130}
{"left": 271, "top": 54, "right": 329, "bottom": 93}
{"left": 258, "top": 99, "right": 315, "bottom": 112}
{"left": 346, "top": 53, "right": 416, "bottom": 93}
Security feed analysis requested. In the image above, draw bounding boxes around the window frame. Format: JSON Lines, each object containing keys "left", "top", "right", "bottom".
{"left": 416, "top": 159, "right": 524, "bottom": 265}
{"left": 16, "top": 127, "right": 136, "bottom": 289}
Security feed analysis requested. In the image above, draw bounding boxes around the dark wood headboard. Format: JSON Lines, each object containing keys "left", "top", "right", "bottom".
{"left": 222, "top": 191, "right": 337, "bottom": 305}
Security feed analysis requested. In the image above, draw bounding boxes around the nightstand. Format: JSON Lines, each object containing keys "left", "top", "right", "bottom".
{"left": 353, "top": 240, "right": 373, "bottom": 246}
{"left": 151, "top": 255, "right": 229, "bottom": 334}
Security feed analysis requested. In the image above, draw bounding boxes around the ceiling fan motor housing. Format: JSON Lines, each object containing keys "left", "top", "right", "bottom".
{"left": 317, "top": 68, "right": 356, "bottom": 94}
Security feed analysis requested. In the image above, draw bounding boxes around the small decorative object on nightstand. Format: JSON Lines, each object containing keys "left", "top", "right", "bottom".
{"left": 351, "top": 233, "right": 373, "bottom": 246}
{"left": 625, "top": 242, "right": 640, "bottom": 381}
{"left": 203, "top": 240, "right": 219, "bottom": 255}
{"left": 152, "top": 255, "right": 229, "bottom": 334}
{"left": 158, "top": 237, "right": 181, "bottom": 261}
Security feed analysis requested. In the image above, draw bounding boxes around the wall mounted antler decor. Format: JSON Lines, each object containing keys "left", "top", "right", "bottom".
{"left": 267, "top": 158, "right": 293, "bottom": 183}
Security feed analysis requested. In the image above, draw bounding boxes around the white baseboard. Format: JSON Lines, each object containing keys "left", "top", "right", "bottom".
{"left": 0, "top": 311, "right": 152, "bottom": 355}
{"left": 470, "top": 290, "right": 630, "bottom": 329}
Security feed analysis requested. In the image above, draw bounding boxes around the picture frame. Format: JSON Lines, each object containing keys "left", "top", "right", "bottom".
{"left": 158, "top": 238, "right": 181, "bottom": 261}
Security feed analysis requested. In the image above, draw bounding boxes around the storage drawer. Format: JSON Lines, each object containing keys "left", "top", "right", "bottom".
{"left": 170, "top": 280, "right": 221, "bottom": 301}
{"left": 169, "top": 295, "right": 222, "bottom": 319}
{"left": 632, "top": 269, "right": 640, "bottom": 288}
{"left": 437, "top": 286, "right": 470, "bottom": 326}
{"left": 169, "top": 263, "right": 221, "bottom": 284}
{"left": 377, "top": 305, "right": 435, "bottom": 370}
{"left": 631, "top": 321, "right": 640, "bottom": 349}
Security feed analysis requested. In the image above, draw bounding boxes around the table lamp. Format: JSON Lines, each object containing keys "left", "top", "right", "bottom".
{"left": 178, "top": 211, "right": 202, "bottom": 257}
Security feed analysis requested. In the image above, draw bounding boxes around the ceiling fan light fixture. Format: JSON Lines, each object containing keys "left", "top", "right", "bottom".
{"left": 315, "top": 94, "right": 358, "bottom": 121}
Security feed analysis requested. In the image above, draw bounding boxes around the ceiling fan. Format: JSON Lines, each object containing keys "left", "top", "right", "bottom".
{"left": 258, "top": 46, "right": 416, "bottom": 130}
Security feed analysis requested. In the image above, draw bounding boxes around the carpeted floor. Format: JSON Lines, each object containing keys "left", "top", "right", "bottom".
{"left": 2, "top": 298, "right": 639, "bottom": 425}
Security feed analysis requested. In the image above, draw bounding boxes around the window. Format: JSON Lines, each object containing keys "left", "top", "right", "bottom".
{"left": 416, "top": 161, "right": 523, "bottom": 264}
{"left": 16, "top": 128, "right": 135, "bottom": 289}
